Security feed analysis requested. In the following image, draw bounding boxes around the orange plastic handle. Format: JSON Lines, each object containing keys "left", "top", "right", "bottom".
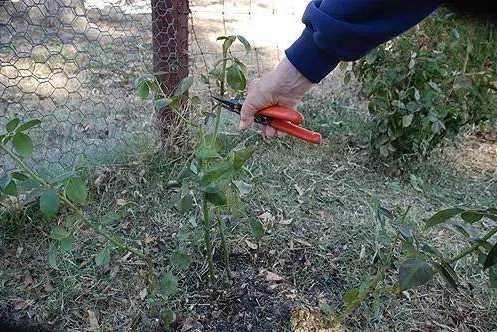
{"left": 269, "top": 119, "right": 322, "bottom": 145}
{"left": 258, "top": 106, "right": 304, "bottom": 125}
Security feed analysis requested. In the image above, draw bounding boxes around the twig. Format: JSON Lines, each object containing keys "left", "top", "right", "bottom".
{"left": 0, "top": 144, "right": 150, "bottom": 263}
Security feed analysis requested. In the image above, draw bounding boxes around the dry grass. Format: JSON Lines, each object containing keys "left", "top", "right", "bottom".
{"left": 1, "top": 93, "right": 496, "bottom": 331}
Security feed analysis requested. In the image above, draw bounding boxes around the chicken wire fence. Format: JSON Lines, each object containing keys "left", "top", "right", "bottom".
{"left": 0, "top": 0, "right": 309, "bottom": 173}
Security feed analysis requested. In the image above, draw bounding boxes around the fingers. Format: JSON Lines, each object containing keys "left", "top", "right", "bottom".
{"left": 239, "top": 81, "right": 260, "bottom": 131}
{"left": 239, "top": 103, "right": 257, "bottom": 131}
{"left": 262, "top": 125, "right": 277, "bottom": 138}
{"left": 262, "top": 125, "right": 286, "bottom": 138}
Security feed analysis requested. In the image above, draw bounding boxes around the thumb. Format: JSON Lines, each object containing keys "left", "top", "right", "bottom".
{"left": 239, "top": 103, "right": 257, "bottom": 131}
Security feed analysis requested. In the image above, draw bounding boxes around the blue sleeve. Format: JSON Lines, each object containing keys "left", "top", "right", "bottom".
{"left": 285, "top": 0, "right": 443, "bottom": 83}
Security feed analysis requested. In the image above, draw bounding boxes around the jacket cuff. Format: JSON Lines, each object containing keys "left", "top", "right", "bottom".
{"left": 285, "top": 28, "right": 340, "bottom": 83}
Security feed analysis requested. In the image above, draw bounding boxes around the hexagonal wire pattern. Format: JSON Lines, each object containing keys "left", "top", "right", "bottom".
{"left": 1, "top": 0, "right": 303, "bottom": 174}
{"left": 0, "top": 0, "right": 181, "bottom": 173}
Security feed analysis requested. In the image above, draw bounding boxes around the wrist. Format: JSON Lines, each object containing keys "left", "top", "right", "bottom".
{"left": 269, "top": 57, "right": 314, "bottom": 98}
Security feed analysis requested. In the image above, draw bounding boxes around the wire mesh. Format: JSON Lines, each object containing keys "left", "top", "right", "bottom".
{"left": 0, "top": 0, "right": 309, "bottom": 173}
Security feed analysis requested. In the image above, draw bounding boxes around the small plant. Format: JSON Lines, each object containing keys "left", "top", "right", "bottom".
{"left": 337, "top": 204, "right": 497, "bottom": 323}
{"left": 0, "top": 118, "right": 152, "bottom": 274}
{"left": 135, "top": 35, "right": 253, "bottom": 285}
{"left": 352, "top": 11, "right": 497, "bottom": 164}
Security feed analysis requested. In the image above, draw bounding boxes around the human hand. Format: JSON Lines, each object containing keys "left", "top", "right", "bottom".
{"left": 239, "top": 57, "right": 313, "bottom": 137}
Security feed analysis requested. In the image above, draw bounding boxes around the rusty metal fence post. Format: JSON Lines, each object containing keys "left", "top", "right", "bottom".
{"left": 151, "top": 0, "right": 189, "bottom": 144}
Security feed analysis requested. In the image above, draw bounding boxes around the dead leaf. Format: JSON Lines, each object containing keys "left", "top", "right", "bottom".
{"left": 262, "top": 270, "right": 285, "bottom": 282}
{"left": 44, "top": 281, "right": 54, "bottom": 293}
{"left": 87, "top": 310, "right": 99, "bottom": 331}
{"left": 245, "top": 239, "right": 258, "bottom": 250}
{"left": 139, "top": 288, "right": 148, "bottom": 300}
{"left": 294, "top": 184, "right": 304, "bottom": 196}
{"left": 13, "top": 298, "right": 34, "bottom": 310}
{"left": 294, "top": 238, "right": 312, "bottom": 247}
{"left": 279, "top": 219, "right": 293, "bottom": 225}
{"left": 181, "top": 317, "right": 200, "bottom": 332}
{"left": 258, "top": 212, "right": 273, "bottom": 222}
{"left": 144, "top": 235, "right": 156, "bottom": 245}
{"left": 15, "top": 246, "right": 23, "bottom": 258}
{"left": 23, "top": 274, "right": 34, "bottom": 288}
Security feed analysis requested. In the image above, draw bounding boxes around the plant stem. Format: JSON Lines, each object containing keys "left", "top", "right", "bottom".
{"left": 337, "top": 234, "right": 400, "bottom": 322}
{"left": 213, "top": 49, "right": 228, "bottom": 143}
{"left": 217, "top": 215, "right": 232, "bottom": 280}
{"left": 449, "top": 225, "right": 497, "bottom": 263}
{"left": 0, "top": 145, "right": 150, "bottom": 263}
{"left": 202, "top": 195, "right": 215, "bottom": 283}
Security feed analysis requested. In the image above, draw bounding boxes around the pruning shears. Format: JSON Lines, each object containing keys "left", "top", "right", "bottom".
{"left": 212, "top": 96, "right": 322, "bottom": 144}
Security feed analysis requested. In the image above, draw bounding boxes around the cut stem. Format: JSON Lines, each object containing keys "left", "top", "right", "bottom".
{"left": 217, "top": 215, "right": 232, "bottom": 280}
{"left": 202, "top": 195, "right": 215, "bottom": 283}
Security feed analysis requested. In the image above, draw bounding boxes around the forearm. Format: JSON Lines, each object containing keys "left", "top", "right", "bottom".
{"left": 286, "top": 0, "right": 443, "bottom": 83}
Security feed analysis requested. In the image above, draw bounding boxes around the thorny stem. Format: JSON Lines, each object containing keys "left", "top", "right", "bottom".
{"left": 0, "top": 144, "right": 151, "bottom": 264}
{"left": 449, "top": 225, "right": 497, "bottom": 263}
{"left": 202, "top": 195, "right": 215, "bottom": 283}
{"left": 213, "top": 47, "right": 228, "bottom": 143}
{"left": 336, "top": 234, "right": 401, "bottom": 323}
{"left": 217, "top": 215, "right": 232, "bottom": 280}
{"left": 337, "top": 221, "right": 497, "bottom": 321}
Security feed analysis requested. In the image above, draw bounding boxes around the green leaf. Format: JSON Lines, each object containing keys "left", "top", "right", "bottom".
{"left": 39, "top": 189, "right": 60, "bottom": 219}
{"left": 174, "top": 76, "right": 193, "bottom": 97}
{"left": 0, "top": 174, "right": 11, "bottom": 189}
{"left": 399, "top": 258, "right": 434, "bottom": 291}
{"left": 59, "top": 236, "right": 73, "bottom": 252}
{"left": 160, "top": 272, "right": 178, "bottom": 297}
{"left": 226, "top": 64, "right": 246, "bottom": 92}
{"left": 6, "top": 118, "right": 20, "bottom": 132}
{"left": 50, "top": 226, "right": 70, "bottom": 241}
{"left": 137, "top": 81, "right": 149, "bottom": 99}
{"left": 489, "top": 266, "right": 497, "bottom": 288}
{"left": 205, "top": 191, "right": 227, "bottom": 207}
{"left": 195, "top": 144, "right": 220, "bottom": 161}
{"left": 199, "top": 161, "right": 235, "bottom": 193}
{"left": 2, "top": 180, "right": 17, "bottom": 196}
{"left": 219, "top": 35, "right": 236, "bottom": 53}
{"left": 402, "top": 114, "right": 414, "bottom": 128}
{"left": 162, "top": 308, "right": 176, "bottom": 327}
{"left": 250, "top": 218, "right": 264, "bottom": 239}
{"left": 17, "top": 119, "right": 41, "bottom": 132}
{"left": 101, "top": 212, "right": 121, "bottom": 225}
{"left": 176, "top": 191, "right": 195, "bottom": 213}
{"left": 420, "top": 243, "right": 443, "bottom": 258}
{"left": 170, "top": 250, "right": 192, "bottom": 270}
{"left": 95, "top": 246, "right": 111, "bottom": 266}
{"left": 237, "top": 35, "right": 251, "bottom": 53}
{"left": 12, "top": 132, "right": 34, "bottom": 158}
{"left": 433, "top": 262, "right": 458, "bottom": 289}
{"left": 483, "top": 243, "right": 497, "bottom": 270}
{"left": 155, "top": 98, "right": 172, "bottom": 110}
{"left": 425, "top": 208, "right": 464, "bottom": 228}
{"left": 343, "top": 288, "right": 360, "bottom": 308}
{"left": 65, "top": 177, "right": 88, "bottom": 204}
{"left": 231, "top": 147, "right": 255, "bottom": 170}
{"left": 461, "top": 210, "right": 484, "bottom": 224}
{"left": 10, "top": 171, "right": 29, "bottom": 181}
{"left": 232, "top": 180, "right": 252, "bottom": 195}
{"left": 135, "top": 75, "right": 155, "bottom": 99}
{"left": 48, "top": 248, "right": 58, "bottom": 269}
